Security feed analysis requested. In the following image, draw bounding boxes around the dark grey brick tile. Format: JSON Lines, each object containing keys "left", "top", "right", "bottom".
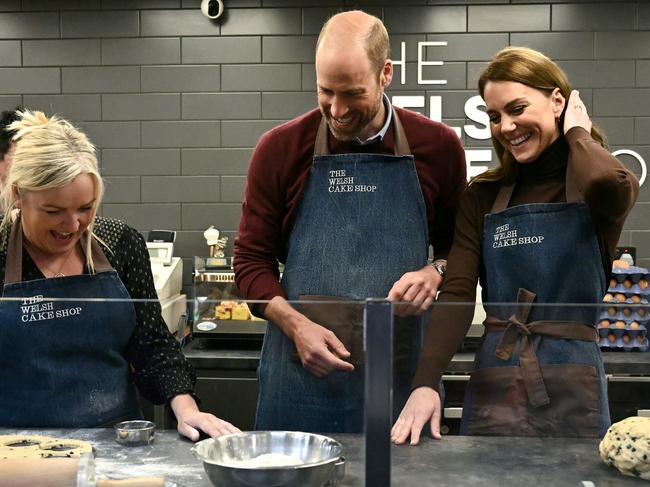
{"left": 62, "top": 66, "right": 140, "bottom": 93}
{"left": 635, "top": 118, "right": 650, "bottom": 144}
{"left": 262, "top": 92, "right": 316, "bottom": 119}
{"left": 103, "top": 93, "right": 181, "bottom": 121}
{"left": 222, "top": 64, "right": 301, "bottom": 91}
{"left": 142, "top": 65, "right": 220, "bottom": 92}
{"left": 424, "top": 34, "right": 508, "bottom": 62}
{"left": 23, "top": 94, "right": 101, "bottom": 121}
{"left": 103, "top": 0, "right": 179, "bottom": 8}
{"left": 557, "top": 60, "right": 634, "bottom": 88}
{"left": 302, "top": 64, "right": 316, "bottom": 91}
{"left": 510, "top": 33, "right": 594, "bottom": 60}
{"left": 142, "top": 9, "right": 220, "bottom": 36}
{"left": 103, "top": 203, "right": 181, "bottom": 231}
{"left": 631, "top": 232, "right": 650, "bottom": 262}
{"left": 103, "top": 176, "right": 141, "bottom": 203}
{"left": 594, "top": 89, "right": 650, "bottom": 117}
{"left": 142, "top": 121, "right": 220, "bottom": 148}
{"left": 263, "top": 35, "right": 316, "bottom": 63}
{"left": 181, "top": 203, "right": 242, "bottom": 231}
{"left": 23, "top": 0, "right": 99, "bottom": 9}
{"left": 391, "top": 61, "right": 467, "bottom": 90}
{"left": 384, "top": 6, "right": 465, "bottom": 34}
{"left": 621, "top": 202, "right": 650, "bottom": 231}
{"left": 467, "top": 61, "right": 489, "bottom": 90}
{"left": 264, "top": 0, "right": 342, "bottom": 5}
{"left": 77, "top": 121, "right": 141, "bottom": 148}
{"left": 552, "top": 3, "right": 634, "bottom": 31}
{"left": 641, "top": 2, "right": 650, "bottom": 30}
{"left": 101, "top": 148, "right": 181, "bottom": 176}
{"left": 0, "top": 13, "right": 59, "bottom": 38}
{"left": 182, "top": 148, "right": 252, "bottom": 175}
{"left": 0, "top": 0, "right": 21, "bottom": 11}
{"left": 0, "top": 68, "right": 60, "bottom": 94}
{"left": 182, "top": 93, "right": 261, "bottom": 120}
{"left": 221, "top": 120, "right": 284, "bottom": 147}
{"left": 596, "top": 32, "right": 650, "bottom": 59}
{"left": 592, "top": 117, "right": 634, "bottom": 146}
{"left": 24, "top": 40, "right": 101, "bottom": 66}
{"left": 637, "top": 61, "right": 650, "bottom": 88}
{"left": 221, "top": 175, "right": 246, "bottom": 202}
{"left": 468, "top": 5, "right": 549, "bottom": 32}
{"left": 0, "top": 95, "right": 22, "bottom": 111}
{"left": 0, "top": 40, "right": 20, "bottom": 66}
{"left": 221, "top": 8, "right": 301, "bottom": 35}
{"left": 142, "top": 176, "right": 220, "bottom": 202}
{"left": 182, "top": 37, "right": 261, "bottom": 63}
{"left": 62, "top": 11, "right": 138, "bottom": 38}
{"left": 102, "top": 38, "right": 180, "bottom": 65}
{"left": 302, "top": 7, "right": 349, "bottom": 35}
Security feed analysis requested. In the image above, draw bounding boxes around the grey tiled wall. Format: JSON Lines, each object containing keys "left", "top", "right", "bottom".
{"left": 1, "top": 0, "right": 649, "bottom": 287}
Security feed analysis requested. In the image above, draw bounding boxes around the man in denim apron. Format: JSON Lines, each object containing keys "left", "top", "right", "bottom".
{"left": 234, "top": 11, "right": 466, "bottom": 433}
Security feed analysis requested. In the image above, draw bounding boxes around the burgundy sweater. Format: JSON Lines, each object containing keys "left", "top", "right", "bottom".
{"left": 234, "top": 106, "right": 467, "bottom": 306}
{"left": 412, "top": 128, "right": 640, "bottom": 391}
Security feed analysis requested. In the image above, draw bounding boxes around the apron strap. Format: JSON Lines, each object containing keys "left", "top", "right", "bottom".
{"left": 5, "top": 215, "right": 24, "bottom": 284}
{"left": 484, "top": 288, "right": 599, "bottom": 408}
{"left": 313, "top": 107, "right": 412, "bottom": 157}
{"left": 4, "top": 214, "right": 114, "bottom": 285}
{"left": 490, "top": 182, "right": 516, "bottom": 213}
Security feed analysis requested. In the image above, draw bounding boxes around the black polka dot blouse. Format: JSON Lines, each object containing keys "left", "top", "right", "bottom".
{"left": 0, "top": 216, "right": 196, "bottom": 405}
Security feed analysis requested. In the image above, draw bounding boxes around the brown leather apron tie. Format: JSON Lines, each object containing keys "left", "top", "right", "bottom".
{"left": 484, "top": 288, "right": 599, "bottom": 408}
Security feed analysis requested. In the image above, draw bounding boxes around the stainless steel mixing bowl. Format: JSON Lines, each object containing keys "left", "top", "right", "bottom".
{"left": 191, "top": 431, "right": 344, "bottom": 487}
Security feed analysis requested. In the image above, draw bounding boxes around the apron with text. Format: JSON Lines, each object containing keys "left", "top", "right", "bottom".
{"left": 460, "top": 177, "right": 610, "bottom": 438}
{"left": 255, "top": 112, "right": 429, "bottom": 433}
{"left": 0, "top": 217, "right": 141, "bottom": 427}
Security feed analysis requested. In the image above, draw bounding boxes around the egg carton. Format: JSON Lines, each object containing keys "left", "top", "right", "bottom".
{"left": 602, "top": 292, "right": 648, "bottom": 305}
{"left": 606, "top": 282, "right": 650, "bottom": 298}
{"left": 599, "top": 335, "right": 649, "bottom": 352}
{"left": 600, "top": 305, "right": 650, "bottom": 322}
{"left": 611, "top": 264, "right": 648, "bottom": 278}
{"left": 597, "top": 323, "right": 646, "bottom": 340}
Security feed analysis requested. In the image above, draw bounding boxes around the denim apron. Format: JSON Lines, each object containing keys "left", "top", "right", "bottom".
{"left": 460, "top": 175, "right": 609, "bottom": 438}
{"left": 0, "top": 217, "right": 141, "bottom": 427}
{"left": 255, "top": 111, "right": 429, "bottom": 433}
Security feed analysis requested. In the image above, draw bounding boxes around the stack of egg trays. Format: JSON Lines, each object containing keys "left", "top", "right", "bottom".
{"left": 597, "top": 265, "right": 649, "bottom": 352}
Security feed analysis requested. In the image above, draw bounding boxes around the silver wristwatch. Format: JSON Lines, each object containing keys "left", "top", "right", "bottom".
{"left": 431, "top": 260, "right": 446, "bottom": 278}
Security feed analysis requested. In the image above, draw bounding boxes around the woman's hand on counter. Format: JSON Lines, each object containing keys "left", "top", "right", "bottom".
{"left": 391, "top": 386, "right": 441, "bottom": 445}
{"left": 170, "top": 394, "right": 240, "bottom": 441}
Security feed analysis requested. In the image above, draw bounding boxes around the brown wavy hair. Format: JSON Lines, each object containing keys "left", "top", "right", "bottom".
{"left": 474, "top": 46, "right": 606, "bottom": 184}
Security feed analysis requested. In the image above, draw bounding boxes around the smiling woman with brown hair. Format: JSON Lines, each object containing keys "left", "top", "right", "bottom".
{"left": 392, "top": 47, "right": 639, "bottom": 444}
{"left": 0, "top": 110, "right": 239, "bottom": 440}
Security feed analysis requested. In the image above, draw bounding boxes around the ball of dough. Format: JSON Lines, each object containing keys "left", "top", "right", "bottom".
{"left": 599, "top": 416, "right": 650, "bottom": 480}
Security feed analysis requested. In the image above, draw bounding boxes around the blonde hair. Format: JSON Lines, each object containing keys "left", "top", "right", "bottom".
{"left": 316, "top": 10, "right": 390, "bottom": 77}
{"left": 1, "top": 110, "right": 105, "bottom": 272}
{"left": 474, "top": 46, "right": 606, "bottom": 184}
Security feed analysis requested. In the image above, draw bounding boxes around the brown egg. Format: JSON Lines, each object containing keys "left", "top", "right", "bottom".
{"left": 622, "top": 334, "right": 631, "bottom": 344}
{"left": 607, "top": 306, "right": 618, "bottom": 317}
{"left": 622, "top": 307, "right": 632, "bottom": 317}
{"left": 639, "top": 279, "right": 648, "bottom": 290}
{"left": 599, "top": 320, "right": 610, "bottom": 328}
{"left": 631, "top": 295, "right": 641, "bottom": 304}
{"left": 613, "top": 260, "right": 631, "bottom": 269}
{"left": 630, "top": 321, "right": 640, "bottom": 330}
{"left": 615, "top": 321, "right": 626, "bottom": 329}
{"left": 615, "top": 293, "right": 627, "bottom": 303}
{"left": 603, "top": 293, "right": 613, "bottom": 302}
{"left": 638, "top": 308, "right": 647, "bottom": 317}
{"left": 637, "top": 335, "right": 646, "bottom": 344}
{"left": 608, "top": 333, "right": 617, "bottom": 343}
{"left": 609, "top": 278, "right": 618, "bottom": 289}
{"left": 623, "top": 279, "right": 634, "bottom": 289}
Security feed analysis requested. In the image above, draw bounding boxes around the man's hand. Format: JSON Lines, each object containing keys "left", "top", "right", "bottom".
{"left": 170, "top": 394, "right": 240, "bottom": 441}
{"left": 391, "top": 387, "right": 442, "bottom": 445}
{"left": 387, "top": 263, "right": 442, "bottom": 315}
{"left": 265, "top": 296, "right": 355, "bottom": 377}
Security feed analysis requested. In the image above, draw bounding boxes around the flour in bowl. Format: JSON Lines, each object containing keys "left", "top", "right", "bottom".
{"left": 228, "top": 453, "right": 305, "bottom": 468}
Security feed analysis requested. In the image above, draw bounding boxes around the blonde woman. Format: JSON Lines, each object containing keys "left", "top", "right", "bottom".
{"left": 0, "top": 110, "right": 239, "bottom": 440}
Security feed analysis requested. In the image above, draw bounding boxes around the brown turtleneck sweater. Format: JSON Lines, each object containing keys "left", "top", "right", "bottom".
{"left": 412, "top": 127, "right": 640, "bottom": 391}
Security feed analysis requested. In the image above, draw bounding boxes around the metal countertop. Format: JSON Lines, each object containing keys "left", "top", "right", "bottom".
{"left": 0, "top": 428, "right": 646, "bottom": 486}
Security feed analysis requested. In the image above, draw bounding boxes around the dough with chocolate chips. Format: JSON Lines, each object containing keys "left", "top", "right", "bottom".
{"left": 599, "top": 416, "right": 650, "bottom": 480}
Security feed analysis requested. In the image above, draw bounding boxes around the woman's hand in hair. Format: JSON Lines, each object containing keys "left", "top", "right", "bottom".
{"left": 563, "top": 90, "right": 592, "bottom": 135}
